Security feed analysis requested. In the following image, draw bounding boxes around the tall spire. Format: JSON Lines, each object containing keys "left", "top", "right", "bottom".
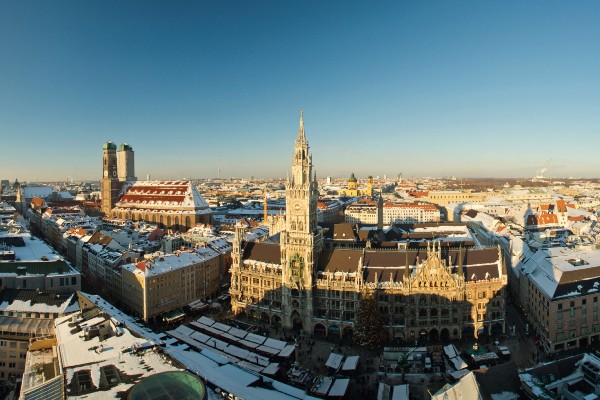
{"left": 263, "top": 187, "right": 268, "bottom": 222}
{"left": 297, "top": 110, "right": 306, "bottom": 143}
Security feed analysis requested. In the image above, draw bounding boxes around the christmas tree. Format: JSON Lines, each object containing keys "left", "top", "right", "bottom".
{"left": 353, "top": 289, "right": 387, "bottom": 348}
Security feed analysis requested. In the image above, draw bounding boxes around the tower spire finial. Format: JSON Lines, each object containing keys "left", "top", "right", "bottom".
{"left": 298, "top": 109, "right": 305, "bottom": 141}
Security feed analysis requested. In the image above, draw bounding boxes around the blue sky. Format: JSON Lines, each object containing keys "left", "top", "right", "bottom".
{"left": 1, "top": 1, "right": 599, "bottom": 181}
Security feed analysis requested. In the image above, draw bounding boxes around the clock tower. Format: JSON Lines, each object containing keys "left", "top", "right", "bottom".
{"left": 101, "top": 140, "right": 121, "bottom": 215}
{"left": 280, "top": 112, "right": 323, "bottom": 330}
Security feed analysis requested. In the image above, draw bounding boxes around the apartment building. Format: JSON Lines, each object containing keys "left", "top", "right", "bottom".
{"left": 382, "top": 202, "right": 441, "bottom": 224}
{"left": 120, "top": 248, "right": 221, "bottom": 322}
{"left": 513, "top": 245, "right": 600, "bottom": 353}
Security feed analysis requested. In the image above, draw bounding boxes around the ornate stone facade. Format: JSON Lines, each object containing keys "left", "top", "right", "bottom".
{"left": 230, "top": 114, "right": 507, "bottom": 341}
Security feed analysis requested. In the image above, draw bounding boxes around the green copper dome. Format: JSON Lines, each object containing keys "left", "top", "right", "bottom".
{"left": 349, "top": 173, "right": 357, "bottom": 183}
{"left": 119, "top": 143, "right": 133, "bottom": 151}
{"left": 103, "top": 140, "right": 117, "bottom": 150}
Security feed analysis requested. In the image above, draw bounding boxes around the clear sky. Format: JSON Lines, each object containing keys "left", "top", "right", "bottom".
{"left": 1, "top": 1, "right": 599, "bottom": 182}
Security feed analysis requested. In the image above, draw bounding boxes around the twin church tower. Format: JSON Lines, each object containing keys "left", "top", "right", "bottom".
{"left": 101, "top": 141, "right": 136, "bottom": 214}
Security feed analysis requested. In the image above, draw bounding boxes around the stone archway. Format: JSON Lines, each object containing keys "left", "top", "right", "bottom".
{"left": 394, "top": 330, "right": 405, "bottom": 342}
{"left": 477, "top": 326, "right": 489, "bottom": 341}
{"left": 342, "top": 327, "right": 353, "bottom": 340}
{"left": 291, "top": 310, "right": 302, "bottom": 332}
{"left": 260, "top": 312, "right": 270, "bottom": 323}
{"left": 314, "top": 323, "right": 326, "bottom": 336}
{"left": 462, "top": 326, "right": 475, "bottom": 339}
{"left": 429, "top": 328, "right": 439, "bottom": 341}
{"left": 271, "top": 315, "right": 281, "bottom": 326}
{"left": 491, "top": 323, "right": 503, "bottom": 335}
{"left": 441, "top": 328, "right": 450, "bottom": 342}
{"left": 328, "top": 325, "right": 341, "bottom": 339}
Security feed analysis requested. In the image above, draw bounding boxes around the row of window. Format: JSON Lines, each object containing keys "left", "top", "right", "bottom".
{"left": 0, "top": 311, "right": 57, "bottom": 319}
{"left": 556, "top": 324, "right": 600, "bottom": 341}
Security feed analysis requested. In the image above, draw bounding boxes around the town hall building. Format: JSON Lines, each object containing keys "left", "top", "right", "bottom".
{"left": 230, "top": 114, "right": 508, "bottom": 342}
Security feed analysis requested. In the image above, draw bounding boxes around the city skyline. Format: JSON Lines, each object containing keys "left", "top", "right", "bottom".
{"left": 1, "top": 1, "right": 599, "bottom": 181}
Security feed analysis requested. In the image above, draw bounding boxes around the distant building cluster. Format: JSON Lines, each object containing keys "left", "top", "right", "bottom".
{"left": 25, "top": 199, "right": 232, "bottom": 323}
{"left": 8, "top": 114, "right": 600, "bottom": 400}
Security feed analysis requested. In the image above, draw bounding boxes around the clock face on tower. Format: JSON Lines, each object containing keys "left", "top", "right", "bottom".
{"left": 104, "top": 171, "right": 108, "bottom": 177}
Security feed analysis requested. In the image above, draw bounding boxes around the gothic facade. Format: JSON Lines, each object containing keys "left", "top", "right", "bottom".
{"left": 229, "top": 114, "right": 507, "bottom": 341}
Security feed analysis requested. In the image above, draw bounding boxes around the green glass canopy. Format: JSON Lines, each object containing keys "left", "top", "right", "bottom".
{"left": 128, "top": 371, "right": 206, "bottom": 400}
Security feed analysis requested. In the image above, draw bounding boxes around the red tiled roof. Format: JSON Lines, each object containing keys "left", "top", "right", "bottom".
{"left": 31, "top": 197, "right": 46, "bottom": 207}
{"left": 527, "top": 213, "right": 559, "bottom": 226}
{"left": 118, "top": 181, "right": 190, "bottom": 205}
{"left": 464, "top": 209, "right": 478, "bottom": 218}
{"left": 148, "top": 228, "right": 165, "bottom": 241}
{"left": 136, "top": 260, "right": 146, "bottom": 272}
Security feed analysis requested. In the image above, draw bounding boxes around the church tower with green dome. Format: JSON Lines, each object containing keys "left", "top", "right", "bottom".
{"left": 101, "top": 140, "right": 122, "bottom": 215}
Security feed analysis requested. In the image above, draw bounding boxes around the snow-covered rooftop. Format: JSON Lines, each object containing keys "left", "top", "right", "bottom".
{"left": 123, "top": 249, "right": 219, "bottom": 277}
{"left": 74, "top": 292, "right": 320, "bottom": 400}
{"left": 0, "top": 291, "right": 78, "bottom": 315}
{"left": 115, "top": 180, "right": 210, "bottom": 211}
{"left": 522, "top": 246, "right": 600, "bottom": 299}
{"left": 20, "top": 186, "right": 54, "bottom": 199}
{"left": 54, "top": 313, "right": 179, "bottom": 399}
{"left": 0, "top": 230, "right": 61, "bottom": 262}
